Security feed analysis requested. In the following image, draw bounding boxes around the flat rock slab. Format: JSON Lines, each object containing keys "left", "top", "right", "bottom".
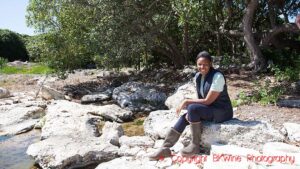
{"left": 27, "top": 100, "right": 120, "bottom": 169}
{"left": 0, "top": 101, "right": 46, "bottom": 136}
{"left": 40, "top": 100, "right": 103, "bottom": 139}
{"left": 27, "top": 136, "right": 119, "bottom": 169}
{"left": 0, "top": 87, "right": 10, "bottom": 99}
{"left": 40, "top": 85, "right": 65, "bottom": 100}
{"left": 144, "top": 110, "right": 284, "bottom": 150}
{"left": 95, "top": 156, "right": 201, "bottom": 169}
{"left": 81, "top": 93, "right": 111, "bottom": 104}
{"left": 282, "top": 123, "right": 300, "bottom": 143}
{"left": 91, "top": 104, "right": 133, "bottom": 122}
{"left": 263, "top": 142, "right": 300, "bottom": 166}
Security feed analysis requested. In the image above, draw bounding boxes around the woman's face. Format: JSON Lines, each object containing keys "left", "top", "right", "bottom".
{"left": 196, "top": 57, "right": 211, "bottom": 75}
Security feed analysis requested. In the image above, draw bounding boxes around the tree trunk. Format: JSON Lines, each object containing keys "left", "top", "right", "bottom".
{"left": 268, "top": 0, "right": 276, "bottom": 28}
{"left": 153, "top": 46, "right": 185, "bottom": 68}
{"left": 243, "top": 0, "right": 266, "bottom": 72}
{"left": 183, "top": 21, "right": 189, "bottom": 63}
{"left": 164, "top": 36, "right": 186, "bottom": 68}
{"left": 261, "top": 23, "right": 300, "bottom": 48}
{"left": 217, "top": 32, "right": 221, "bottom": 56}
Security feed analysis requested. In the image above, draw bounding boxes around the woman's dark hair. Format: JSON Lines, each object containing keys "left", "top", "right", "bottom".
{"left": 196, "top": 51, "right": 213, "bottom": 63}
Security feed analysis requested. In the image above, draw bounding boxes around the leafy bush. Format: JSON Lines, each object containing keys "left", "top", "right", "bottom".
{"left": 231, "top": 99, "right": 239, "bottom": 107}
{"left": 0, "top": 57, "right": 8, "bottom": 68}
{"left": 237, "top": 81, "right": 285, "bottom": 106}
{"left": 24, "top": 34, "right": 46, "bottom": 62}
{"left": 237, "top": 91, "right": 253, "bottom": 105}
{"left": 271, "top": 66, "right": 299, "bottom": 82}
{"left": 0, "top": 29, "right": 29, "bottom": 61}
{"left": 253, "top": 81, "right": 284, "bottom": 105}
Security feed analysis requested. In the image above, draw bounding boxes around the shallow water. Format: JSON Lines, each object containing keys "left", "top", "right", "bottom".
{"left": 0, "top": 130, "right": 40, "bottom": 169}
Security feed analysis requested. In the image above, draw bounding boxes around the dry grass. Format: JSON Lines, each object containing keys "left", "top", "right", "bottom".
{"left": 96, "top": 117, "right": 145, "bottom": 137}
{"left": 122, "top": 117, "right": 146, "bottom": 136}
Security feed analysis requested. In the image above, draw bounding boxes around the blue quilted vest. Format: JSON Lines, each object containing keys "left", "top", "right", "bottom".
{"left": 195, "top": 68, "right": 233, "bottom": 123}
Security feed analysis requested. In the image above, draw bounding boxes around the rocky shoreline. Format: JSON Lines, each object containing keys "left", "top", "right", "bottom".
{"left": 0, "top": 68, "right": 299, "bottom": 169}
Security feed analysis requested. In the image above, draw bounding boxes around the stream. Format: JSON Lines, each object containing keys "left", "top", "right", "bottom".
{"left": 0, "top": 130, "right": 40, "bottom": 169}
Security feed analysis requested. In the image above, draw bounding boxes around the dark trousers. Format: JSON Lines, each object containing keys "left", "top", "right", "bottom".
{"left": 173, "top": 103, "right": 213, "bottom": 133}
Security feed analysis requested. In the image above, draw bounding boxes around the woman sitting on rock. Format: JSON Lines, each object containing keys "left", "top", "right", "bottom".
{"left": 149, "top": 51, "right": 233, "bottom": 159}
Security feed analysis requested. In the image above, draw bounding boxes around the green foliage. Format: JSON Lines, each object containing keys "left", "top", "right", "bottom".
{"left": 134, "top": 119, "right": 144, "bottom": 126}
{"left": 237, "top": 91, "right": 253, "bottom": 105}
{"left": 24, "top": 34, "right": 47, "bottom": 62}
{"left": 0, "top": 64, "right": 52, "bottom": 74}
{"left": 0, "top": 29, "right": 29, "bottom": 61}
{"left": 25, "top": 0, "right": 244, "bottom": 71}
{"left": 238, "top": 81, "right": 285, "bottom": 106}
{"left": 252, "top": 81, "right": 285, "bottom": 106}
{"left": 220, "top": 53, "right": 232, "bottom": 68}
{"left": 25, "top": 0, "right": 300, "bottom": 72}
{"left": 272, "top": 66, "right": 299, "bottom": 82}
{"left": 231, "top": 99, "right": 239, "bottom": 107}
{"left": 0, "top": 57, "right": 8, "bottom": 69}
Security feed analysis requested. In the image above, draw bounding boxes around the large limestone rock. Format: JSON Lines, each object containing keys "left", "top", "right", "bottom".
{"left": 40, "top": 85, "right": 65, "bottom": 100}
{"left": 263, "top": 142, "right": 300, "bottom": 166}
{"left": 100, "top": 121, "right": 124, "bottom": 146}
{"left": 204, "top": 145, "right": 259, "bottom": 169}
{"left": 95, "top": 155, "right": 201, "bottom": 169}
{"left": 91, "top": 104, "right": 133, "bottom": 122}
{"left": 40, "top": 100, "right": 101, "bottom": 139}
{"left": 27, "top": 136, "right": 119, "bottom": 169}
{"left": 144, "top": 110, "right": 284, "bottom": 150}
{"left": 267, "top": 165, "right": 300, "bottom": 169}
{"left": 165, "top": 82, "right": 197, "bottom": 109}
{"left": 204, "top": 143, "right": 300, "bottom": 169}
{"left": 112, "top": 82, "right": 167, "bottom": 112}
{"left": 118, "top": 136, "right": 155, "bottom": 156}
{"left": 199, "top": 119, "right": 284, "bottom": 150}
{"left": 0, "top": 87, "right": 10, "bottom": 99}
{"left": 81, "top": 92, "right": 111, "bottom": 104}
{"left": 1, "top": 92, "right": 37, "bottom": 105}
{"left": 27, "top": 100, "right": 119, "bottom": 169}
{"left": 281, "top": 123, "right": 300, "bottom": 143}
{"left": 95, "top": 156, "right": 158, "bottom": 169}
{"left": 119, "top": 135, "right": 155, "bottom": 148}
{"left": 144, "top": 109, "right": 179, "bottom": 139}
{"left": 0, "top": 101, "right": 46, "bottom": 136}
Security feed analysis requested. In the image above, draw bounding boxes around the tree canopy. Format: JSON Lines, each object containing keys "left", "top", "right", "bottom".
{"left": 26, "top": 0, "right": 300, "bottom": 72}
{"left": 0, "top": 29, "right": 29, "bottom": 62}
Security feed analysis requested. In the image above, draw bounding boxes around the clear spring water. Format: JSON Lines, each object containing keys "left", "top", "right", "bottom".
{"left": 0, "top": 130, "right": 40, "bottom": 169}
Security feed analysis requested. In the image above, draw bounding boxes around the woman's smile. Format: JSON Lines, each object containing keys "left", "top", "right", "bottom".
{"left": 197, "top": 57, "right": 211, "bottom": 75}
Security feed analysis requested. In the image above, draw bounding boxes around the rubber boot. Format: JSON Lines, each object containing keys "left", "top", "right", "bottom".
{"left": 148, "top": 128, "right": 181, "bottom": 160}
{"left": 180, "top": 122, "right": 202, "bottom": 156}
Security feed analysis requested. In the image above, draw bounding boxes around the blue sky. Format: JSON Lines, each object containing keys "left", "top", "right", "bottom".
{"left": 0, "top": 0, "right": 36, "bottom": 35}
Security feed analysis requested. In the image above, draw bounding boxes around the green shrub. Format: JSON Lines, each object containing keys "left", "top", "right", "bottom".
{"left": 271, "top": 66, "right": 299, "bottom": 82}
{"left": 231, "top": 99, "right": 239, "bottom": 107}
{"left": 253, "top": 81, "right": 284, "bottom": 105}
{"left": 238, "top": 81, "right": 285, "bottom": 106}
{"left": 0, "top": 57, "right": 8, "bottom": 68}
{"left": 237, "top": 91, "right": 253, "bottom": 105}
{"left": 0, "top": 29, "right": 29, "bottom": 61}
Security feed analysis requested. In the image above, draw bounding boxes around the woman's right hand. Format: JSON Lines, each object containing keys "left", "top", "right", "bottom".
{"left": 176, "top": 106, "right": 182, "bottom": 116}
{"left": 176, "top": 99, "right": 188, "bottom": 116}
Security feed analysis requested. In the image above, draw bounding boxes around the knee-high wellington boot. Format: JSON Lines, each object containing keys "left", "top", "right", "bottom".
{"left": 180, "top": 122, "right": 202, "bottom": 156}
{"left": 148, "top": 128, "right": 181, "bottom": 160}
